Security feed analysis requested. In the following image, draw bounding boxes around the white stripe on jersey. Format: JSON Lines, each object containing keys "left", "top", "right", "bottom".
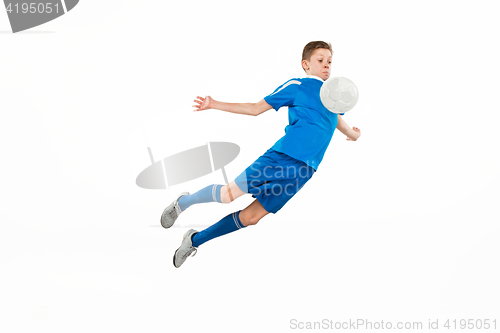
{"left": 270, "top": 80, "right": 301, "bottom": 96}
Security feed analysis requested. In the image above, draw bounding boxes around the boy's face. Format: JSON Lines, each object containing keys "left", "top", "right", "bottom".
{"left": 303, "top": 48, "right": 332, "bottom": 81}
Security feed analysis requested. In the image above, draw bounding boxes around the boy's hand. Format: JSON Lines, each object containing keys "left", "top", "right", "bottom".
{"left": 347, "top": 127, "right": 361, "bottom": 141}
{"left": 193, "top": 96, "right": 213, "bottom": 111}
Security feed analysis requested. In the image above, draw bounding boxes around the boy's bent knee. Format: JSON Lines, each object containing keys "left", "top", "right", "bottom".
{"left": 240, "top": 214, "right": 261, "bottom": 227}
{"left": 220, "top": 185, "right": 232, "bottom": 203}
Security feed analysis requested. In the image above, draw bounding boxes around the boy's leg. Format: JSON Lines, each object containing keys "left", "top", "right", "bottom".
{"left": 178, "top": 181, "right": 246, "bottom": 210}
{"left": 239, "top": 199, "right": 270, "bottom": 226}
{"left": 173, "top": 199, "right": 269, "bottom": 267}
{"left": 161, "top": 181, "right": 246, "bottom": 229}
{"left": 177, "top": 184, "right": 223, "bottom": 211}
{"left": 191, "top": 199, "right": 269, "bottom": 247}
{"left": 220, "top": 180, "right": 246, "bottom": 203}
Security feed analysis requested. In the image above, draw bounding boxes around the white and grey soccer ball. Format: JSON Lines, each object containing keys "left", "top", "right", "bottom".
{"left": 320, "top": 77, "right": 359, "bottom": 113}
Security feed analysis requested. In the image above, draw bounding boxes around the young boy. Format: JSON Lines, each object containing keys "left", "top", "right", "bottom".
{"left": 161, "top": 41, "right": 361, "bottom": 268}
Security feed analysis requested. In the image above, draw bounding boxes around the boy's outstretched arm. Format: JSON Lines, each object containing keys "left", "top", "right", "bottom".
{"left": 336, "top": 114, "right": 361, "bottom": 141}
{"left": 193, "top": 96, "right": 272, "bottom": 116}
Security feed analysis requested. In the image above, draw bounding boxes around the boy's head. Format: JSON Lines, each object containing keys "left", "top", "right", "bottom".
{"left": 302, "top": 41, "right": 333, "bottom": 81}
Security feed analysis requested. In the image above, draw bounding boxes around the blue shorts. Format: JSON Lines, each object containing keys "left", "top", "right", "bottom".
{"left": 234, "top": 148, "right": 315, "bottom": 214}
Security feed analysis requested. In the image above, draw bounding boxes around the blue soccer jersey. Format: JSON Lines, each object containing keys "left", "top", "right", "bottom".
{"left": 264, "top": 75, "right": 341, "bottom": 171}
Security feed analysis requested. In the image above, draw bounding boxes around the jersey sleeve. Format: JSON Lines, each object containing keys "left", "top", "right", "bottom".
{"left": 264, "top": 79, "right": 301, "bottom": 111}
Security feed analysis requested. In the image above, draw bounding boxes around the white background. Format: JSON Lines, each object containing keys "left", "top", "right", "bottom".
{"left": 1, "top": 1, "right": 499, "bottom": 332}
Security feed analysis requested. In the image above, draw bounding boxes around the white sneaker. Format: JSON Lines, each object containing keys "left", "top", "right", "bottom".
{"left": 173, "top": 229, "right": 198, "bottom": 268}
{"left": 160, "top": 192, "right": 189, "bottom": 228}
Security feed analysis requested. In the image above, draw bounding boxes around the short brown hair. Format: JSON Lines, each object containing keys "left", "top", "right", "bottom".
{"left": 302, "top": 41, "right": 333, "bottom": 71}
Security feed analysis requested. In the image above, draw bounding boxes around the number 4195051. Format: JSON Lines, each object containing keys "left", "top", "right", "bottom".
{"left": 6, "top": 2, "right": 60, "bottom": 14}
{"left": 444, "top": 319, "right": 497, "bottom": 330}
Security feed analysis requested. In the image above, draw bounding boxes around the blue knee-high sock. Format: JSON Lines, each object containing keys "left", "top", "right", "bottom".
{"left": 178, "top": 184, "right": 224, "bottom": 211}
{"left": 192, "top": 210, "right": 245, "bottom": 247}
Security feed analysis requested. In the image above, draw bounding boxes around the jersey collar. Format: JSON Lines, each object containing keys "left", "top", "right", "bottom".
{"left": 306, "top": 75, "right": 324, "bottom": 82}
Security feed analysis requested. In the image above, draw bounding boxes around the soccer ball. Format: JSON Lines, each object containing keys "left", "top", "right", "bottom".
{"left": 319, "top": 77, "right": 359, "bottom": 113}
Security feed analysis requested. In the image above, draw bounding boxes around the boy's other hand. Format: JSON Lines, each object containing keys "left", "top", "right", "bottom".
{"left": 193, "top": 96, "right": 213, "bottom": 111}
{"left": 347, "top": 127, "right": 361, "bottom": 141}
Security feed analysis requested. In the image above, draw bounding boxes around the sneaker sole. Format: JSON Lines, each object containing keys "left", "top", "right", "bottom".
{"left": 173, "top": 249, "right": 180, "bottom": 268}
{"left": 160, "top": 205, "right": 175, "bottom": 229}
